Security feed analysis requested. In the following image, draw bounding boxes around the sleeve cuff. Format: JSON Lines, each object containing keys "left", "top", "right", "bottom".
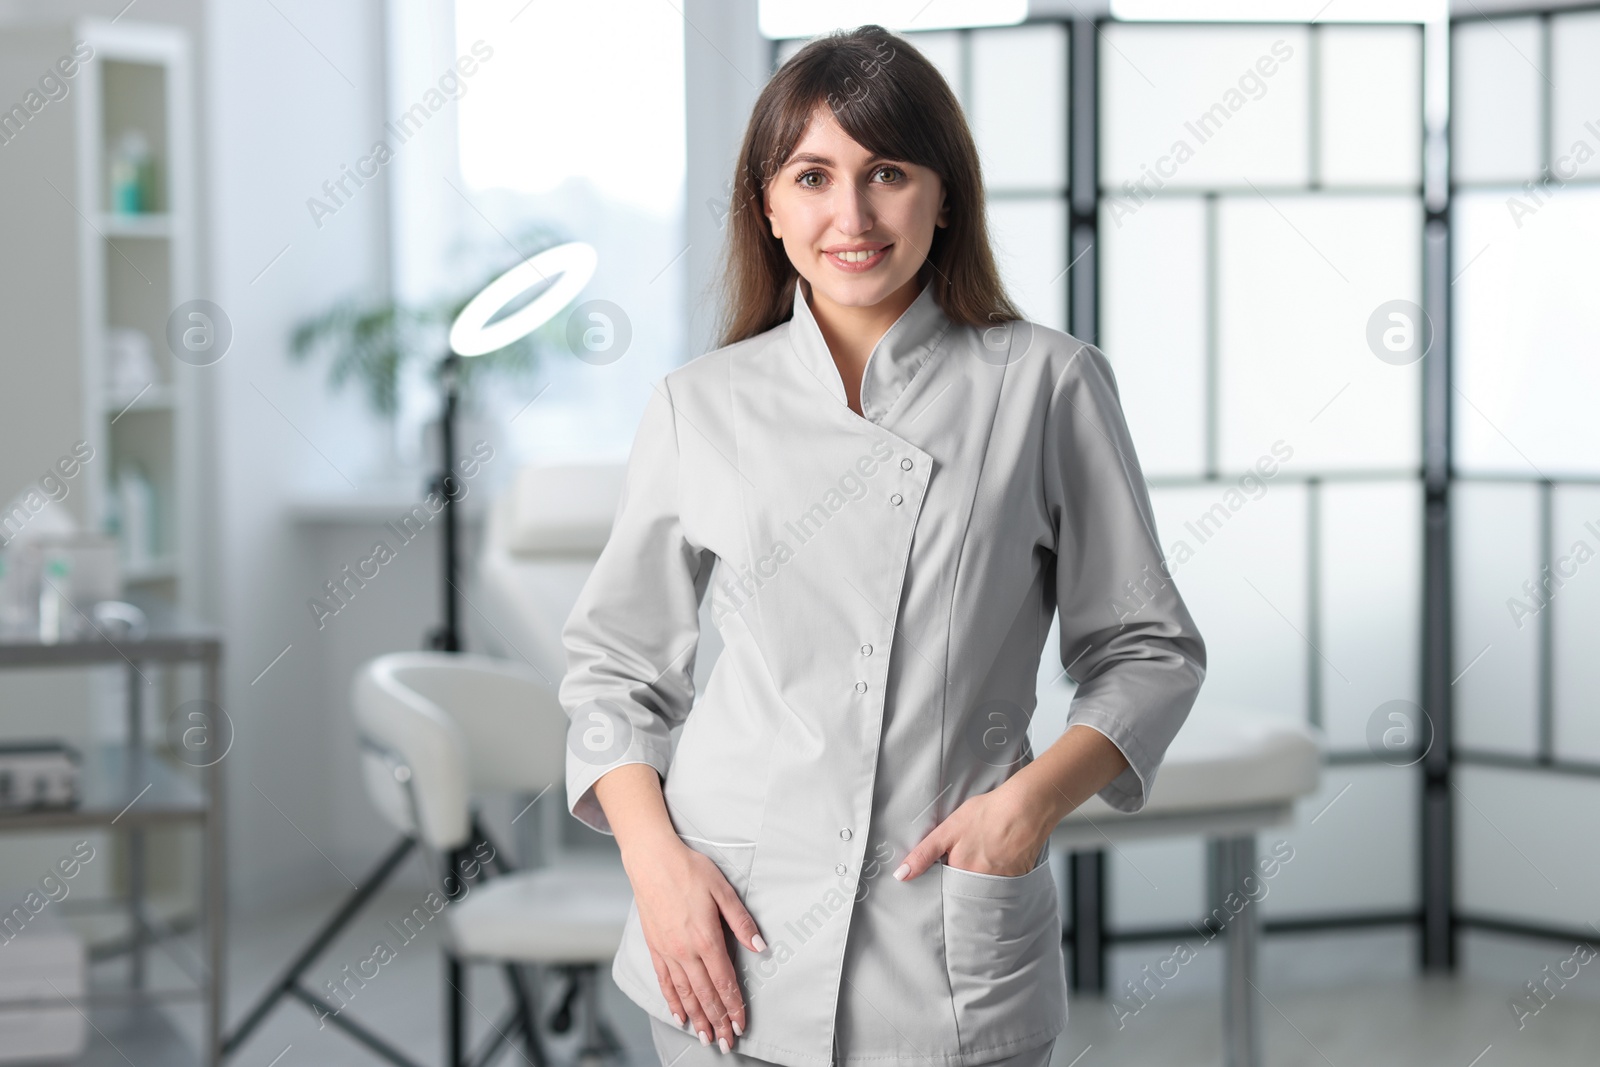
{"left": 1063, "top": 709, "right": 1159, "bottom": 814}
{"left": 566, "top": 740, "right": 674, "bottom": 836}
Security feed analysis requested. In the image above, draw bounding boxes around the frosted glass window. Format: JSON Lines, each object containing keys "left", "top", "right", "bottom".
{"left": 970, "top": 22, "right": 1067, "bottom": 191}
{"left": 1101, "top": 24, "right": 1309, "bottom": 191}
{"left": 1552, "top": 486, "right": 1600, "bottom": 763}
{"left": 1318, "top": 481, "right": 1422, "bottom": 750}
{"left": 1215, "top": 194, "right": 1422, "bottom": 473}
{"left": 1551, "top": 12, "right": 1600, "bottom": 185}
{"left": 1148, "top": 485, "right": 1308, "bottom": 725}
{"left": 1457, "top": 766, "right": 1600, "bottom": 929}
{"left": 902, "top": 31, "right": 963, "bottom": 107}
{"left": 1107, "top": 838, "right": 1205, "bottom": 928}
{"left": 1317, "top": 25, "right": 1422, "bottom": 187}
{"left": 1260, "top": 765, "right": 1419, "bottom": 918}
{"left": 1452, "top": 482, "right": 1540, "bottom": 756}
{"left": 1453, "top": 189, "right": 1600, "bottom": 476}
{"left": 986, "top": 197, "right": 1067, "bottom": 331}
{"left": 1451, "top": 18, "right": 1544, "bottom": 184}
{"left": 1099, "top": 196, "right": 1207, "bottom": 478}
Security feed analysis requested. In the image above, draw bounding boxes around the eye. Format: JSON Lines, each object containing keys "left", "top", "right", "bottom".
{"left": 797, "top": 170, "right": 826, "bottom": 189}
{"left": 874, "top": 165, "right": 905, "bottom": 183}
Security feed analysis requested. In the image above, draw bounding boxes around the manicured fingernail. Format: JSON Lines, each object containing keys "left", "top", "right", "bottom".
{"left": 893, "top": 863, "right": 910, "bottom": 881}
{"left": 752, "top": 934, "right": 768, "bottom": 952}
{"left": 698, "top": 1030, "right": 710, "bottom": 1046}
{"left": 672, "top": 1012, "right": 684, "bottom": 1026}
{"left": 733, "top": 1019, "right": 744, "bottom": 1036}
{"left": 719, "top": 1037, "right": 730, "bottom": 1054}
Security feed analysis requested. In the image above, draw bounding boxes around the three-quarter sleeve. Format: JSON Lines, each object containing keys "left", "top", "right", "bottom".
{"left": 1043, "top": 341, "right": 1207, "bottom": 814}
{"left": 559, "top": 377, "right": 716, "bottom": 834}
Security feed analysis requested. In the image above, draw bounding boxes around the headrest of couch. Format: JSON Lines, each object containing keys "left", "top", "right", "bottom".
{"left": 494, "top": 463, "right": 627, "bottom": 557}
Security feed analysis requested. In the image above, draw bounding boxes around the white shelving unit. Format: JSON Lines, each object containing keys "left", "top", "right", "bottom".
{"left": 0, "top": 16, "right": 213, "bottom": 1065}
{"left": 0, "top": 15, "right": 201, "bottom": 609}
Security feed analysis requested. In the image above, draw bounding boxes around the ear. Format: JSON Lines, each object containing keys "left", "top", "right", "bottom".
{"left": 764, "top": 189, "right": 782, "bottom": 239}
{"left": 936, "top": 194, "right": 950, "bottom": 229}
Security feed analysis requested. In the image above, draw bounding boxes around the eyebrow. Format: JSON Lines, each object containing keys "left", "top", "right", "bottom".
{"left": 782, "top": 152, "right": 904, "bottom": 170}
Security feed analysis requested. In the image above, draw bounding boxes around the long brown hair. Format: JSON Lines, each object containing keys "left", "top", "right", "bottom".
{"left": 715, "top": 24, "right": 1021, "bottom": 349}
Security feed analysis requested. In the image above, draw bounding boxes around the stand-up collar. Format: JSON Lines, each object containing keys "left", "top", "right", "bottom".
{"left": 786, "top": 276, "right": 953, "bottom": 423}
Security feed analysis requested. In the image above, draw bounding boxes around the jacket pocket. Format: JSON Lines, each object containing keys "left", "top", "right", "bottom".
{"left": 610, "top": 833, "right": 759, "bottom": 1020}
{"left": 940, "top": 852, "right": 1068, "bottom": 1052}
{"left": 677, "top": 833, "right": 757, "bottom": 896}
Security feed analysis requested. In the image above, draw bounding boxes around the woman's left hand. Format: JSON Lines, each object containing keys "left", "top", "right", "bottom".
{"left": 893, "top": 779, "right": 1052, "bottom": 881}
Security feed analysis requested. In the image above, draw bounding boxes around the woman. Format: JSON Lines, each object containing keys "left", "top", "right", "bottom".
{"left": 559, "top": 24, "right": 1207, "bottom": 1067}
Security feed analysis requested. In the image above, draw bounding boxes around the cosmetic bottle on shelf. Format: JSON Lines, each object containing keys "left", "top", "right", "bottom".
{"left": 109, "top": 129, "right": 154, "bottom": 214}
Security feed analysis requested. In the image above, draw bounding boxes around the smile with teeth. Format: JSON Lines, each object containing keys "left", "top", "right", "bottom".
{"left": 827, "top": 245, "right": 889, "bottom": 266}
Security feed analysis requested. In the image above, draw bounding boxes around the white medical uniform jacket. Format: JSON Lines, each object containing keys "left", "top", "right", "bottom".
{"left": 560, "top": 277, "right": 1207, "bottom": 1067}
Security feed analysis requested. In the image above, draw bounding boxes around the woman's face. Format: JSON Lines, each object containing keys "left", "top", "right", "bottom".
{"left": 764, "top": 105, "right": 948, "bottom": 313}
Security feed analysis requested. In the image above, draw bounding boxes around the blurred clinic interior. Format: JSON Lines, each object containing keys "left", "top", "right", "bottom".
{"left": 0, "top": 0, "right": 1597, "bottom": 1065}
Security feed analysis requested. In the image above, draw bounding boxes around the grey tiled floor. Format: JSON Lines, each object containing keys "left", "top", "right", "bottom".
{"left": 130, "top": 889, "right": 1600, "bottom": 1067}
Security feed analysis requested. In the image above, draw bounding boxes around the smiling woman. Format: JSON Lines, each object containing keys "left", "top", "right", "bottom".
{"left": 561, "top": 21, "right": 1207, "bottom": 1067}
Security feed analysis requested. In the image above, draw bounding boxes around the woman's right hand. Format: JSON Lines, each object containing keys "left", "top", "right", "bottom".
{"left": 620, "top": 833, "right": 765, "bottom": 1052}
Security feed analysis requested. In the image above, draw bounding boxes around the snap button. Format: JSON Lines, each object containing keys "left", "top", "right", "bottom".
{"left": 840, "top": 828, "right": 853, "bottom": 841}
{"left": 890, "top": 493, "right": 903, "bottom": 506}
{"left": 854, "top": 681, "right": 868, "bottom": 693}
{"left": 900, "top": 458, "right": 912, "bottom": 470}
{"left": 860, "top": 643, "right": 873, "bottom": 656}
{"left": 835, "top": 863, "right": 848, "bottom": 876}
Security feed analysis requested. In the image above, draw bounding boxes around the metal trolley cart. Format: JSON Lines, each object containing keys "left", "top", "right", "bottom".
{"left": 0, "top": 595, "right": 224, "bottom": 1066}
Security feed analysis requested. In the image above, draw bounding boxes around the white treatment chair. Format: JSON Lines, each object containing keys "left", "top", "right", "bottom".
{"left": 353, "top": 651, "right": 634, "bottom": 1067}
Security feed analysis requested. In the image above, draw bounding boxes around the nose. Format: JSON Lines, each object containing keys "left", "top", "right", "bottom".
{"left": 831, "top": 177, "right": 874, "bottom": 237}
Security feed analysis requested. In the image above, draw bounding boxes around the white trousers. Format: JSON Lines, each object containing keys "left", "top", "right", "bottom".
{"left": 649, "top": 1016, "right": 1057, "bottom": 1067}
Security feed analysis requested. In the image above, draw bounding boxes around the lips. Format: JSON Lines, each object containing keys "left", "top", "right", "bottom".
{"left": 824, "top": 244, "right": 891, "bottom": 271}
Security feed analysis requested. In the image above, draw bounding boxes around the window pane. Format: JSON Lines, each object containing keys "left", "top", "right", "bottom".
{"left": 970, "top": 22, "right": 1067, "bottom": 191}
{"left": 1262, "top": 765, "right": 1419, "bottom": 917}
{"left": 452, "top": 0, "right": 685, "bottom": 462}
{"left": 1458, "top": 766, "right": 1600, "bottom": 930}
{"left": 1451, "top": 17, "right": 1544, "bottom": 184}
{"left": 986, "top": 197, "right": 1067, "bottom": 331}
{"left": 1101, "top": 24, "right": 1309, "bottom": 191}
{"left": 1453, "top": 482, "right": 1540, "bottom": 756}
{"left": 1551, "top": 11, "right": 1600, "bottom": 181}
{"left": 1553, "top": 485, "right": 1600, "bottom": 763}
{"left": 1149, "top": 484, "right": 1309, "bottom": 725}
{"left": 903, "top": 30, "right": 963, "bottom": 106}
{"left": 1318, "top": 25, "right": 1422, "bottom": 187}
{"left": 1100, "top": 195, "right": 1207, "bottom": 478}
{"left": 1107, "top": 838, "right": 1204, "bottom": 928}
{"left": 1453, "top": 189, "right": 1600, "bottom": 475}
{"left": 1216, "top": 194, "right": 1422, "bottom": 473}
{"left": 1319, "top": 481, "right": 1422, "bottom": 751}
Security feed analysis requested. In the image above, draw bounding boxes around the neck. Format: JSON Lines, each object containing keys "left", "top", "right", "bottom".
{"left": 803, "top": 273, "right": 924, "bottom": 371}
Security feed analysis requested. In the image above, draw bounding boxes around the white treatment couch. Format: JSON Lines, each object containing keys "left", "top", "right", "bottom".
{"left": 472, "top": 463, "right": 1323, "bottom": 1067}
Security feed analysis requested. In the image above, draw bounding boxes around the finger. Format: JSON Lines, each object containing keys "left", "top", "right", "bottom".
{"left": 679, "top": 953, "right": 735, "bottom": 1052}
{"left": 698, "top": 926, "right": 748, "bottom": 1040}
{"left": 665, "top": 957, "right": 714, "bottom": 1046}
{"left": 895, "top": 823, "right": 950, "bottom": 882}
{"left": 648, "top": 946, "right": 689, "bottom": 1028}
{"left": 711, "top": 878, "right": 767, "bottom": 956}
